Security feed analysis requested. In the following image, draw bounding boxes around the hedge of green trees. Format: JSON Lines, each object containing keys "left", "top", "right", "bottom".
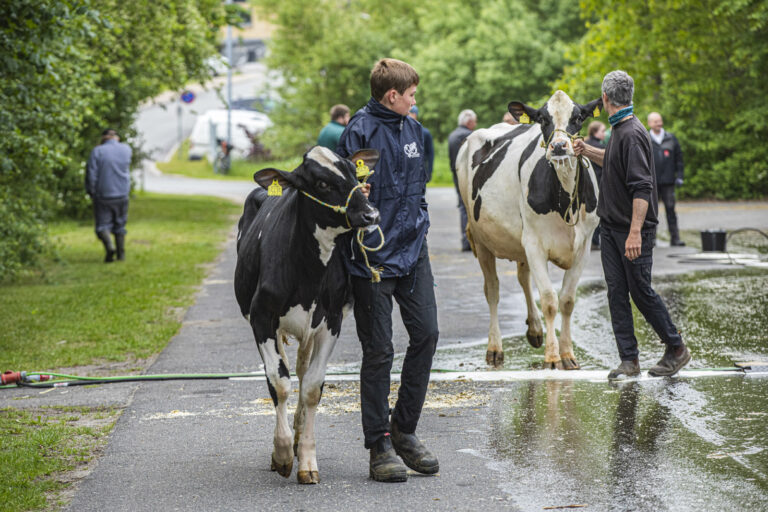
{"left": 258, "top": 0, "right": 767, "bottom": 199}
{"left": 0, "top": 0, "right": 228, "bottom": 281}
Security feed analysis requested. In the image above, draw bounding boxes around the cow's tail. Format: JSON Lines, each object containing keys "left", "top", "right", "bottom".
{"left": 237, "top": 187, "right": 268, "bottom": 252}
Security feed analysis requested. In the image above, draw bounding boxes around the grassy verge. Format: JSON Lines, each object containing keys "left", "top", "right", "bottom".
{"left": 0, "top": 406, "right": 120, "bottom": 511}
{"left": 157, "top": 138, "right": 456, "bottom": 187}
{"left": 156, "top": 139, "right": 301, "bottom": 181}
{"left": 0, "top": 193, "right": 241, "bottom": 371}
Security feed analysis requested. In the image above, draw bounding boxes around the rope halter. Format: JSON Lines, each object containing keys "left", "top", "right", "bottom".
{"left": 299, "top": 159, "right": 385, "bottom": 282}
{"left": 539, "top": 128, "right": 588, "bottom": 226}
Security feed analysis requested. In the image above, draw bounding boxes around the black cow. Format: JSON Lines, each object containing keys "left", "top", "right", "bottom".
{"left": 234, "top": 146, "right": 380, "bottom": 484}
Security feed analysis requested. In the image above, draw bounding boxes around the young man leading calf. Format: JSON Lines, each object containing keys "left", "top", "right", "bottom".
{"left": 336, "top": 58, "right": 439, "bottom": 483}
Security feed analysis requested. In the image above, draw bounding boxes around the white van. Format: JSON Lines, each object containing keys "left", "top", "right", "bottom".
{"left": 188, "top": 109, "right": 272, "bottom": 161}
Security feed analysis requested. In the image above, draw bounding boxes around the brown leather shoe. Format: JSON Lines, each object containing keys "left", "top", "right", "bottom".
{"left": 369, "top": 434, "right": 407, "bottom": 482}
{"left": 649, "top": 344, "right": 691, "bottom": 377}
{"left": 391, "top": 421, "right": 439, "bottom": 474}
{"left": 607, "top": 359, "right": 641, "bottom": 380}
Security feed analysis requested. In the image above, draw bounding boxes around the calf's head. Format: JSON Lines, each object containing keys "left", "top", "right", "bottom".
{"left": 253, "top": 146, "right": 380, "bottom": 229}
{"left": 509, "top": 90, "right": 602, "bottom": 169}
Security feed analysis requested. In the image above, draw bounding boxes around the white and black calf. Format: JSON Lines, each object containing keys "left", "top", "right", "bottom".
{"left": 234, "top": 146, "right": 380, "bottom": 484}
{"left": 456, "top": 90, "right": 602, "bottom": 368}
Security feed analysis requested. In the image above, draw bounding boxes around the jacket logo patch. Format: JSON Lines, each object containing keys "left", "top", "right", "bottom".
{"left": 404, "top": 142, "right": 420, "bottom": 159}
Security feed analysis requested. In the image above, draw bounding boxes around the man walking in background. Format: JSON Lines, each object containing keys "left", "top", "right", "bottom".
{"left": 574, "top": 71, "right": 690, "bottom": 380}
{"left": 317, "top": 104, "right": 350, "bottom": 151}
{"left": 86, "top": 129, "right": 132, "bottom": 263}
{"left": 648, "top": 111, "right": 686, "bottom": 246}
{"left": 448, "top": 109, "right": 477, "bottom": 252}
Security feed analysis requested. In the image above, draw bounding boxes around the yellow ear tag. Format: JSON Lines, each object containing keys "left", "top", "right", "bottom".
{"left": 355, "top": 159, "right": 371, "bottom": 180}
{"left": 593, "top": 106, "right": 600, "bottom": 117}
{"left": 520, "top": 112, "right": 530, "bottom": 124}
{"left": 267, "top": 179, "right": 283, "bottom": 196}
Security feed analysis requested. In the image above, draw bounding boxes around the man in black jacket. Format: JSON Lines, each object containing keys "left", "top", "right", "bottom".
{"left": 447, "top": 109, "right": 477, "bottom": 251}
{"left": 573, "top": 71, "right": 690, "bottom": 380}
{"left": 648, "top": 112, "right": 685, "bottom": 246}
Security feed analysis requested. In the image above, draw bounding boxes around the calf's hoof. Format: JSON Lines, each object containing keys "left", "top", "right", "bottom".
{"left": 561, "top": 357, "right": 580, "bottom": 370}
{"left": 271, "top": 454, "right": 293, "bottom": 478}
{"left": 297, "top": 470, "right": 320, "bottom": 484}
{"left": 544, "top": 360, "right": 564, "bottom": 370}
{"left": 526, "top": 332, "right": 544, "bottom": 348}
{"left": 486, "top": 349, "right": 504, "bottom": 367}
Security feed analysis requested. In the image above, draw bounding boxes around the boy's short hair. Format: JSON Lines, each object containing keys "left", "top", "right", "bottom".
{"left": 330, "top": 104, "right": 350, "bottom": 121}
{"left": 370, "top": 58, "right": 419, "bottom": 102}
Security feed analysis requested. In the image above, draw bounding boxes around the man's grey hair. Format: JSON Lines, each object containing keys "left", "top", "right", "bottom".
{"left": 601, "top": 70, "right": 634, "bottom": 107}
{"left": 458, "top": 109, "right": 477, "bottom": 127}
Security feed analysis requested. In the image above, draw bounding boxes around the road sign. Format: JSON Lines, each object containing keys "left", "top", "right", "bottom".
{"left": 181, "top": 90, "right": 195, "bottom": 104}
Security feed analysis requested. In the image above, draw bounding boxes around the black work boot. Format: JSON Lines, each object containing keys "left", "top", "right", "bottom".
{"left": 607, "top": 359, "right": 641, "bottom": 380}
{"left": 649, "top": 344, "right": 691, "bottom": 377}
{"left": 97, "top": 230, "right": 116, "bottom": 263}
{"left": 391, "top": 421, "right": 439, "bottom": 474}
{"left": 369, "top": 434, "right": 407, "bottom": 483}
{"left": 115, "top": 233, "right": 125, "bottom": 261}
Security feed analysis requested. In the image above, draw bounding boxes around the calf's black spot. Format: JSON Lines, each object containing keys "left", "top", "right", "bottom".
{"left": 471, "top": 124, "right": 533, "bottom": 200}
{"left": 278, "top": 359, "right": 290, "bottom": 379}
{"left": 267, "top": 379, "right": 278, "bottom": 407}
{"left": 526, "top": 158, "right": 597, "bottom": 218}
{"left": 474, "top": 195, "right": 482, "bottom": 221}
{"left": 518, "top": 136, "right": 541, "bottom": 181}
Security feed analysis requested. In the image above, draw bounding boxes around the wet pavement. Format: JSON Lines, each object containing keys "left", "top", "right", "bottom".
{"left": 3, "top": 178, "right": 768, "bottom": 510}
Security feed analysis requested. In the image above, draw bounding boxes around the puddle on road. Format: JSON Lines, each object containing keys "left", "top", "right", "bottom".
{"left": 480, "top": 377, "right": 767, "bottom": 511}
{"left": 425, "top": 268, "right": 768, "bottom": 372}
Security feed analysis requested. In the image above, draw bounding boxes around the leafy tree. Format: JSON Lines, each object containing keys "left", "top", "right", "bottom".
{"left": 0, "top": 0, "right": 227, "bottom": 281}
{"left": 255, "top": 0, "right": 585, "bottom": 153}
{"left": 556, "top": 0, "right": 768, "bottom": 199}
{"left": 409, "top": 0, "right": 586, "bottom": 140}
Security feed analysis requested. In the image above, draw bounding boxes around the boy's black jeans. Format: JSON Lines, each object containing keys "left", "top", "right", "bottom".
{"left": 351, "top": 241, "right": 439, "bottom": 449}
{"left": 600, "top": 226, "right": 682, "bottom": 361}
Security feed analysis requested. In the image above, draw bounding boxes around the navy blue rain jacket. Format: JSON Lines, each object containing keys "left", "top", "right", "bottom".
{"left": 336, "top": 97, "right": 429, "bottom": 279}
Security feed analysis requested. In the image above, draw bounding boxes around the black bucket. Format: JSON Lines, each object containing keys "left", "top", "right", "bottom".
{"left": 701, "top": 229, "right": 727, "bottom": 252}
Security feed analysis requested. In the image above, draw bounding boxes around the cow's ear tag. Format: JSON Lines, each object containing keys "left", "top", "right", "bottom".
{"left": 593, "top": 106, "right": 600, "bottom": 117}
{"left": 520, "top": 112, "right": 530, "bottom": 124}
{"left": 355, "top": 159, "right": 370, "bottom": 180}
{"left": 267, "top": 179, "right": 283, "bottom": 196}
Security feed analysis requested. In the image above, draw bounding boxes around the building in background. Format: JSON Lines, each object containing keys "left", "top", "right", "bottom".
{"left": 221, "top": 1, "right": 275, "bottom": 65}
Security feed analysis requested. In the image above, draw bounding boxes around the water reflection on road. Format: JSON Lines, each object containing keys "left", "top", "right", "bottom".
{"left": 481, "top": 377, "right": 767, "bottom": 511}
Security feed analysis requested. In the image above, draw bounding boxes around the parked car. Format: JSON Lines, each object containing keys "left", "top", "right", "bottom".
{"left": 188, "top": 109, "right": 272, "bottom": 161}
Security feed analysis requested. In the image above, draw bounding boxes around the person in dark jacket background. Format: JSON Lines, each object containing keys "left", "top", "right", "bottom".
{"left": 447, "top": 109, "right": 477, "bottom": 251}
{"left": 585, "top": 120, "right": 606, "bottom": 249}
{"left": 85, "top": 128, "right": 132, "bottom": 262}
{"left": 648, "top": 111, "right": 685, "bottom": 246}
{"left": 408, "top": 105, "right": 434, "bottom": 181}
{"left": 336, "top": 58, "right": 439, "bottom": 483}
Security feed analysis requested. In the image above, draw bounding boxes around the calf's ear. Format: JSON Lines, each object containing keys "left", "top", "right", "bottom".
{"left": 348, "top": 148, "right": 380, "bottom": 172}
{"left": 253, "top": 168, "right": 297, "bottom": 192}
{"left": 582, "top": 98, "right": 604, "bottom": 119}
{"left": 508, "top": 102, "right": 541, "bottom": 124}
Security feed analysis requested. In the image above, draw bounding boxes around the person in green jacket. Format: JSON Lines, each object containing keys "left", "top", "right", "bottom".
{"left": 317, "top": 104, "right": 350, "bottom": 151}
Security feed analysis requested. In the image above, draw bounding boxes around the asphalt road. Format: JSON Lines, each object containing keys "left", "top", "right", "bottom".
{"left": 5, "top": 152, "right": 768, "bottom": 509}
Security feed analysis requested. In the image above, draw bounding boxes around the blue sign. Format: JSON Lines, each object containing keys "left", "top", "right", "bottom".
{"left": 181, "top": 90, "right": 195, "bottom": 104}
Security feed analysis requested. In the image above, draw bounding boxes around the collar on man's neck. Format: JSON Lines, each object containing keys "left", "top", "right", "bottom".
{"left": 608, "top": 105, "right": 634, "bottom": 126}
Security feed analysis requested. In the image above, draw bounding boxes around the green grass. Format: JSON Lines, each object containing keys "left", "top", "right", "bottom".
{"left": 156, "top": 139, "right": 301, "bottom": 181}
{"left": 0, "top": 406, "right": 119, "bottom": 511}
{"left": 158, "top": 138, "right": 455, "bottom": 187}
{"left": 0, "top": 193, "right": 241, "bottom": 371}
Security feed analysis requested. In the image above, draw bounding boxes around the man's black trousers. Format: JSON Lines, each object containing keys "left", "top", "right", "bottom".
{"left": 351, "top": 241, "right": 439, "bottom": 449}
{"left": 657, "top": 184, "right": 680, "bottom": 242}
{"left": 600, "top": 226, "right": 682, "bottom": 361}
